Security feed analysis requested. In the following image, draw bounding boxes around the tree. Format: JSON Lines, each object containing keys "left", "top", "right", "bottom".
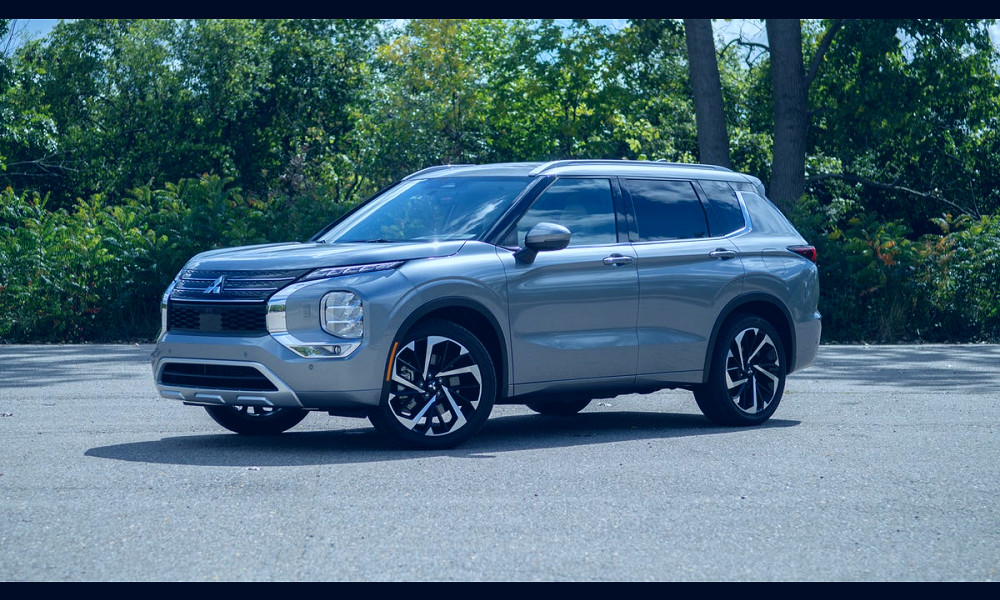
{"left": 765, "top": 19, "right": 808, "bottom": 212}
{"left": 1, "top": 19, "right": 383, "bottom": 208}
{"left": 358, "top": 19, "right": 505, "bottom": 183}
{"left": 807, "top": 19, "right": 1000, "bottom": 226}
{"left": 684, "top": 19, "right": 731, "bottom": 168}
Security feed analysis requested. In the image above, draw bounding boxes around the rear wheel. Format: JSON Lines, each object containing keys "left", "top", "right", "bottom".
{"left": 204, "top": 405, "right": 308, "bottom": 435}
{"left": 694, "top": 315, "right": 786, "bottom": 426}
{"left": 369, "top": 319, "right": 496, "bottom": 449}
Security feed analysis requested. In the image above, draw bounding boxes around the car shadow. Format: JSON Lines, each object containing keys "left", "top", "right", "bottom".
{"left": 84, "top": 411, "right": 800, "bottom": 467}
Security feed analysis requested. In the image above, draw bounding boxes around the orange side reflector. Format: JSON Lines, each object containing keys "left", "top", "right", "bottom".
{"left": 385, "top": 341, "right": 399, "bottom": 382}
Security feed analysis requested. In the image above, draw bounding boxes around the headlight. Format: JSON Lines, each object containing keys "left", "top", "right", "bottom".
{"left": 321, "top": 291, "right": 363, "bottom": 339}
{"left": 159, "top": 281, "right": 177, "bottom": 337}
{"left": 303, "top": 261, "right": 404, "bottom": 281}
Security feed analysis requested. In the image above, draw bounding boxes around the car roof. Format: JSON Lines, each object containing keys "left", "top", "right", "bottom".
{"left": 404, "top": 160, "right": 757, "bottom": 185}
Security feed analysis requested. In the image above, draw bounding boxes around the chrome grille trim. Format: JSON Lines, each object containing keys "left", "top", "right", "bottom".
{"left": 170, "top": 268, "right": 310, "bottom": 303}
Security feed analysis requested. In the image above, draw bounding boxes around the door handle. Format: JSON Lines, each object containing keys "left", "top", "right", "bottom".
{"left": 603, "top": 254, "right": 634, "bottom": 267}
{"left": 709, "top": 249, "right": 738, "bottom": 260}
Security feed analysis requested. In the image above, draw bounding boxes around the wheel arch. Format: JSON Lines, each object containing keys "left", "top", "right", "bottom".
{"left": 389, "top": 297, "right": 509, "bottom": 401}
{"left": 702, "top": 293, "right": 797, "bottom": 382}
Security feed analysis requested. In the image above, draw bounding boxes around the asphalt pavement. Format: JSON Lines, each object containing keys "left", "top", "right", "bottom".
{"left": 0, "top": 343, "right": 997, "bottom": 581}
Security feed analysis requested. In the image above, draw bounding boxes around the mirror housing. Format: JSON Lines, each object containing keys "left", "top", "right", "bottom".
{"left": 514, "top": 222, "right": 571, "bottom": 263}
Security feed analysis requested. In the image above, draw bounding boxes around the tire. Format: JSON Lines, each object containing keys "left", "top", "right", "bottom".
{"left": 204, "top": 405, "right": 308, "bottom": 435}
{"left": 694, "top": 315, "right": 786, "bottom": 426}
{"left": 369, "top": 319, "right": 497, "bottom": 450}
{"left": 525, "top": 398, "right": 591, "bottom": 416}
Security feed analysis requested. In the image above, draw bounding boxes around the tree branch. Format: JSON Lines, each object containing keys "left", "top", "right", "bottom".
{"left": 718, "top": 37, "right": 770, "bottom": 71}
{"left": 805, "top": 19, "right": 848, "bottom": 89}
{"left": 718, "top": 37, "right": 770, "bottom": 58}
{"left": 4, "top": 149, "right": 83, "bottom": 177}
{"left": 807, "top": 172, "right": 980, "bottom": 217}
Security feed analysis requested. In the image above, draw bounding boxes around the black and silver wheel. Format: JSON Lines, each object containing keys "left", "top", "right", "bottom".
{"left": 369, "top": 319, "right": 496, "bottom": 449}
{"left": 525, "top": 398, "right": 591, "bottom": 416}
{"left": 694, "top": 315, "right": 786, "bottom": 426}
{"left": 204, "top": 405, "right": 308, "bottom": 435}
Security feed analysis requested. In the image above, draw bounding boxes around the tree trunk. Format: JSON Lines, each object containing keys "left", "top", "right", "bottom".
{"left": 766, "top": 19, "right": 807, "bottom": 212}
{"left": 684, "top": 19, "right": 731, "bottom": 169}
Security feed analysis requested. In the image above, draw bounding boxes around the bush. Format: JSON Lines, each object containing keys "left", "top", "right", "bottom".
{"left": 0, "top": 176, "right": 353, "bottom": 342}
{"left": 792, "top": 195, "right": 1000, "bottom": 343}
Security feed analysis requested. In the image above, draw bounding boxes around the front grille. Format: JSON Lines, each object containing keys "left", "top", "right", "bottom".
{"left": 168, "top": 302, "right": 266, "bottom": 334}
{"left": 171, "top": 268, "right": 310, "bottom": 303}
{"left": 160, "top": 363, "right": 278, "bottom": 391}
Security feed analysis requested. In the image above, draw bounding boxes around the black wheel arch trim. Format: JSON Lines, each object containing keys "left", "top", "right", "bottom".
{"left": 702, "top": 293, "right": 797, "bottom": 383}
{"left": 388, "top": 296, "right": 510, "bottom": 401}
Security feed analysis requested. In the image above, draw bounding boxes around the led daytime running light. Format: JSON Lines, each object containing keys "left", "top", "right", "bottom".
{"left": 304, "top": 261, "right": 404, "bottom": 281}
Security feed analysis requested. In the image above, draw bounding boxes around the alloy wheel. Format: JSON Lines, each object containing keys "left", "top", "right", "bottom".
{"left": 387, "top": 334, "right": 485, "bottom": 437}
{"left": 724, "top": 327, "right": 782, "bottom": 415}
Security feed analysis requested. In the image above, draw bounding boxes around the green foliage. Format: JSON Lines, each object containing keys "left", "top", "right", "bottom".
{"left": 925, "top": 214, "right": 1000, "bottom": 340}
{"left": 0, "top": 177, "right": 352, "bottom": 342}
{"left": 2, "top": 19, "right": 381, "bottom": 208}
{"left": 2, "top": 18, "right": 1000, "bottom": 343}
{"left": 793, "top": 196, "right": 1000, "bottom": 343}
{"left": 0, "top": 187, "right": 162, "bottom": 341}
{"left": 808, "top": 19, "right": 1000, "bottom": 226}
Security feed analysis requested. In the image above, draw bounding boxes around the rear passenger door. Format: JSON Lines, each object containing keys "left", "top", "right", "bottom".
{"left": 622, "top": 178, "right": 746, "bottom": 383}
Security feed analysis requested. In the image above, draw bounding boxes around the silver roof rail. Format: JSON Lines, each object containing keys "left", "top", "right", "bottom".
{"left": 653, "top": 159, "right": 733, "bottom": 172}
{"left": 402, "top": 164, "right": 473, "bottom": 180}
{"left": 529, "top": 159, "right": 733, "bottom": 176}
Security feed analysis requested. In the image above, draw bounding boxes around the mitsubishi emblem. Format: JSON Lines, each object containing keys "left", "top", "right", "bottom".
{"left": 204, "top": 275, "right": 226, "bottom": 294}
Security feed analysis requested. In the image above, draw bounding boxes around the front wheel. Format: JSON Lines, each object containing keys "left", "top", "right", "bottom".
{"left": 369, "top": 320, "right": 496, "bottom": 449}
{"left": 204, "top": 405, "right": 308, "bottom": 435}
{"left": 694, "top": 315, "right": 786, "bottom": 426}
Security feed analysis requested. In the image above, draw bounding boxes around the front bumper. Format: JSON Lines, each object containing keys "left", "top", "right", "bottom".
{"left": 151, "top": 332, "right": 384, "bottom": 410}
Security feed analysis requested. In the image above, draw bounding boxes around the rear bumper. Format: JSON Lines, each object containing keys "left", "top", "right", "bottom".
{"left": 791, "top": 312, "right": 822, "bottom": 373}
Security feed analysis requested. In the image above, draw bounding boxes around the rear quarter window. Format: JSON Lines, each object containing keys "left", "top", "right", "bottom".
{"left": 741, "top": 191, "right": 801, "bottom": 236}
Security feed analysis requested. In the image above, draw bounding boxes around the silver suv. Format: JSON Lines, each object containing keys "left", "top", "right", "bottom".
{"left": 152, "top": 160, "right": 821, "bottom": 449}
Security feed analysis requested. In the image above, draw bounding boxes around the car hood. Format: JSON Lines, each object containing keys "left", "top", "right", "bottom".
{"left": 184, "top": 240, "right": 468, "bottom": 272}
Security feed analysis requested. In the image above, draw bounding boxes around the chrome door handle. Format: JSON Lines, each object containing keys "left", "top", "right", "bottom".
{"left": 709, "top": 249, "right": 738, "bottom": 260}
{"left": 603, "top": 254, "right": 634, "bottom": 266}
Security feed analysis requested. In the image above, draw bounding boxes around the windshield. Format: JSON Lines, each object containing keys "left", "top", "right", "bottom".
{"left": 319, "top": 176, "right": 532, "bottom": 243}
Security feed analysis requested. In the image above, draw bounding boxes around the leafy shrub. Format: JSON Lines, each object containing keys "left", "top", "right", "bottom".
{"left": 0, "top": 176, "right": 353, "bottom": 342}
{"left": 793, "top": 194, "right": 1000, "bottom": 343}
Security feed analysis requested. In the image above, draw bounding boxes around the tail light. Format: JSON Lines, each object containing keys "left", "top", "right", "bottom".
{"left": 788, "top": 245, "right": 817, "bottom": 263}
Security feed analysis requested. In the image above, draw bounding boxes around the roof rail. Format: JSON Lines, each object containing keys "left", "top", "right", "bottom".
{"left": 653, "top": 159, "right": 733, "bottom": 172}
{"left": 529, "top": 159, "right": 732, "bottom": 176}
{"left": 402, "top": 164, "right": 473, "bottom": 180}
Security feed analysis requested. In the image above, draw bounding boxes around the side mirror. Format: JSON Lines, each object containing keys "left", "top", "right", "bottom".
{"left": 514, "top": 222, "right": 571, "bottom": 263}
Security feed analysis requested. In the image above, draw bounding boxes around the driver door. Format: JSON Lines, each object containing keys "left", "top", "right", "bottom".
{"left": 499, "top": 177, "right": 639, "bottom": 390}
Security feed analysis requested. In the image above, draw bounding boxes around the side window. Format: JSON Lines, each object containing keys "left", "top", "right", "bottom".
{"left": 625, "top": 179, "right": 709, "bottom": 241}
{"left": 513, "top": 178, "right": 617, "bottom": 247}
{"left": 699, "top": 179, "right": 746, "bottom": 236}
